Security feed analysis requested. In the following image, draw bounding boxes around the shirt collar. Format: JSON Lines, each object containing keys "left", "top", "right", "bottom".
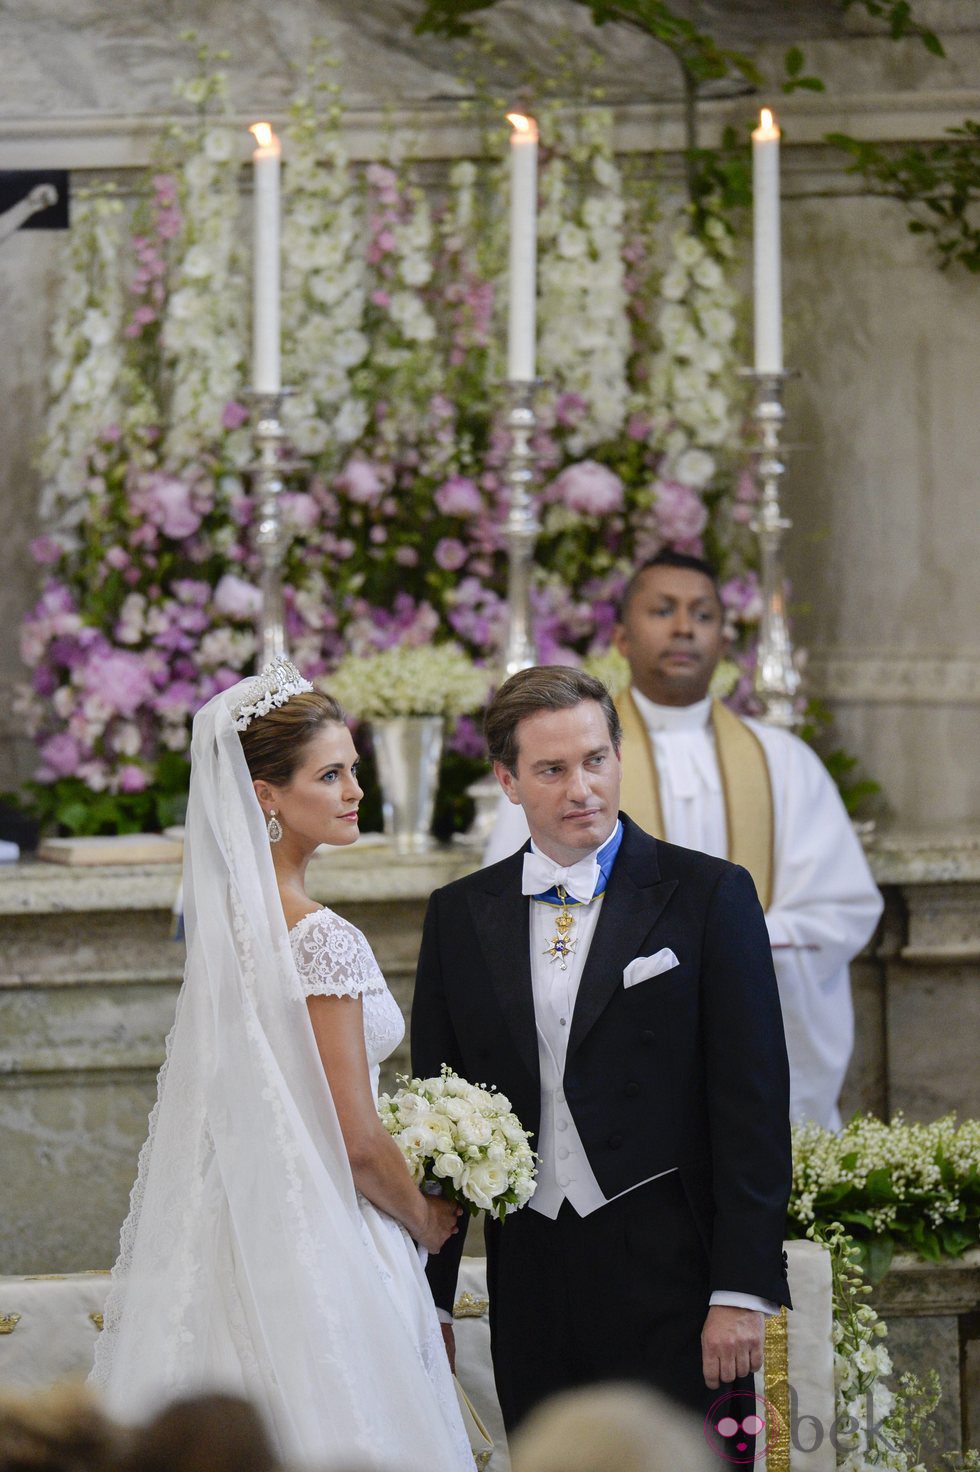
{"left": 631, "top": 687, "right": 713, "bottom": 734}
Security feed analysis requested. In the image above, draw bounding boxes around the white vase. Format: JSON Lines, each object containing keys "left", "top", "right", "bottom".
{"left": 372, "top": 716, "right": 444, "bottom": 853}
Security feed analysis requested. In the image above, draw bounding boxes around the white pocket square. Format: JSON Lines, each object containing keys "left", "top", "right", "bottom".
{"left": 623, "top": 949, "right": 680, "bottom": 988}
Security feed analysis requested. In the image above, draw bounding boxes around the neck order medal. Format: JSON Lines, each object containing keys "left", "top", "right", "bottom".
{"left": 543, "top": 886, "right": 577, "bottom": 971}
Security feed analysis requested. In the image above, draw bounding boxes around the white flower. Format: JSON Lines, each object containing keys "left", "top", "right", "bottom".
{"left": 673, "top": 233, "right": 705, "bottom": 268}
{"left": 660, "top": 266, "right": 688, "bottom": 302}
{"left": 461, "top": 1160, "right": 509, "bottom": 1211}
{"left": 692, "top": 256, "right": 723, "bottom": 290}
{"left": 82, "top": 310, "right": 112, "bottom": 347}
{"left": 456, "top": 1113, "right": 494, "bottom": 1149}
{"left": 204, "top": 128, "right": 234, "bottom": 162}
{"left": 674, "top": 448, "right": 716, "bottom": 490}
{"left": 434, "top": 1151, "right": 465, "bottom": 1184}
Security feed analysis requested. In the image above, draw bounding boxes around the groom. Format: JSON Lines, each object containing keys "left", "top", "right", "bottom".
{"left": 412, "top": 666, "right": 792, "bottom": 1433}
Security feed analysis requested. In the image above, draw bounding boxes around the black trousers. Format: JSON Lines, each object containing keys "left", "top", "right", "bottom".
{"left": 484, "top": 1171, "right": 757, "bottom": 1450}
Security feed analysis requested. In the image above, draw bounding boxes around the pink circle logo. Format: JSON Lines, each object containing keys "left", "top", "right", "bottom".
{"left": 703, "top": 1390, "right": 778, "bottom": 1464}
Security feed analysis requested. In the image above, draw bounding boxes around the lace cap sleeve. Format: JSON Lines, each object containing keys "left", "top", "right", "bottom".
{"left": 289, "top": 909, "right": 386, "bottom": 1000}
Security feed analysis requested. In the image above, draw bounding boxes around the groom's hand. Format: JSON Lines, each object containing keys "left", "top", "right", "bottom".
{"left": 701, "top": 1306, "right": 765, "bottom": 1389}
{"left": 440, "top": 1323, "right": 457, "bottom": 1373}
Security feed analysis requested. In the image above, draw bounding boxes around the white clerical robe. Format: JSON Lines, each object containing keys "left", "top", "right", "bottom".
{"left": 484, "top": 691, "right": 883, "bottom": 1130}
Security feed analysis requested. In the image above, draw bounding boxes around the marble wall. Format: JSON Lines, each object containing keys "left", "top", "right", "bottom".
{"left": 1, "top": 1, "right": 978, "bottom": 826}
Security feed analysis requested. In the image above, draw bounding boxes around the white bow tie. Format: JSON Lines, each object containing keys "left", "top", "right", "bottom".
{"left": 521, "top": 850, "right": 600, "bottom": 905}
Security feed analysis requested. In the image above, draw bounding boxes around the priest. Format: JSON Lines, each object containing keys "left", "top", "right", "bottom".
{"left": 485, "top": 551, "right": 882, "bottom": 1129}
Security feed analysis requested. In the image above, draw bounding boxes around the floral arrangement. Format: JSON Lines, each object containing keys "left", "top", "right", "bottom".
{"left": 18, "top": 45, "right": 769, "bottom": 835}
{"left": 789, "top": 1114, "right": 980, "bottom": 1281}
{"left": 325, "top": 643, "right": 490, "bottom": 721}
{"left": 810, "top": 1220, "right": 979, "bottom": 1472}
{"left": 379, "top": 1065, "right": 537, "bottom": 1220}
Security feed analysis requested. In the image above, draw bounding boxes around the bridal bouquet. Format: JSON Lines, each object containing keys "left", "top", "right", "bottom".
{"left": 380, "top": 1065, "right": 537, "bottom": 1221}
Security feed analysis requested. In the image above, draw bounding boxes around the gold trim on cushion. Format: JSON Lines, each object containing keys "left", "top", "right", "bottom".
{"left": 763, "top": 1306, "right": 790, "bottom": 1472}
{"left": 89, "top": 1312, "right": 104, "bottom": 1331}
{"left": 0, "top": 1313, "right": 21, "bottom": 1335}
{"left": 615, "top": 691, "right": 774, "bottom": 908}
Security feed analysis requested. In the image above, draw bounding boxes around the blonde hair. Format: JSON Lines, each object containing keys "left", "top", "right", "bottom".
{"left": 509, "top": 1383, "right": 714, "bottom": 1472}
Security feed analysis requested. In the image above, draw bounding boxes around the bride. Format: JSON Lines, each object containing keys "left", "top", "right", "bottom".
{"left": 91, "top": 661, "right": 473, "bottom": 1472}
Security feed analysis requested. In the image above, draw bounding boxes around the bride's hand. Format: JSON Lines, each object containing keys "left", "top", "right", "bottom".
{"left": 418, "top": 1194, "right": 462, "bottom": 1254}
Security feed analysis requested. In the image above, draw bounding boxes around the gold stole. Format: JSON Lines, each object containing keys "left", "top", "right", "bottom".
{"left": 615, "top": 689, "right": 775, "bottom": 911}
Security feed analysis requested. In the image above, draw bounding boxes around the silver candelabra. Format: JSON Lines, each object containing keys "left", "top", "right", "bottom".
{"left": 501, "top": 380, "right": 541, "bottom": 679}
{"left": 248, "top": 390, "right": 298, "bottom": 668}
{"left": 746, "top": 370, "right": 801, "bottom": 729}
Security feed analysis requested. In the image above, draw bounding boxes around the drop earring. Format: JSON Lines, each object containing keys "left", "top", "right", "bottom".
{"left": 267, "top": 810, "right": 283, "bottom": 844}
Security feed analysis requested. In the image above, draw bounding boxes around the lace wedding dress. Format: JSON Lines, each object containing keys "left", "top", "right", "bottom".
{"left": 90, "top": 680, "right": 472, "bottom": 1472}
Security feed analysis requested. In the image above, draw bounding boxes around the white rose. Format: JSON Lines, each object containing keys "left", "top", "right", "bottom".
{"left": 82, "top": 310, "right": 112, "bottom": 347}
{"left": 557, "top": 223, "right": 588, "bottom": 260}
{"left": 461, "top": 1160, "right": 509, "bottom": 1211}
{"left": 456, "top": 1113, "right": 493, "bottom": 1148}
{"left": 433, "top": 1151, "right": 465, "bottom": 1185}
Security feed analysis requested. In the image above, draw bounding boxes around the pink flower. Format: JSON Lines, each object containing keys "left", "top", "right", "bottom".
{"left": 81, "top": 650, "right": 156, "bottom": 719}
{"left": 105, "top": 546, "right": 129, "bottom": 570}
{"left": 282, "top": 492, "right": 320, "bottom": 534}
{"left": 39, "top": 732, "right": 81, "bottom": 778}
{"left": 138, "top": 473, "right": 202, "bottom": 541}
{"left": 547, "top": 461, "right": 624, "bottom": 518}
{"left": 627, "top": 414, "right": 651, "bottom": 442}
{"left": 338, "top": 456, "right": 386, "bottom": 506}
{"left": 30, "top": 537, "right": 62, "bottom": 566}
{"left": 435, "top": 476, "right": 483, "bottom": 519}
{"left": 221, "top": 400, "right": 250, "bottom": 430}
{"left": 652, "top": 480, "right": 708, "bottom": 545}
{"left": 395, "top": 546, "right": 419, "bottom": 567}
{"left": 434, "top": 538, "right": 467, "bottom": 572}
{"left": 213, "top": 573, "right": 262, "bottom": 620}
{"left": 370, "top": 288, "right": 391, "bottom": 309}
{"left": 118, "top": 764, "right": 149, "bottom": 793}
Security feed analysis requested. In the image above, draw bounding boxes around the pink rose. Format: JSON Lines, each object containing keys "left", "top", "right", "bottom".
{"left": 547, "top": 461, "right": 624, "bottom": 517}
{"left": 435, "top": 476, "right": 483, "bottom": 519}
{"left": 118, "top": 764, "right": 149, "bottom": 793}
{"left": 213, "top": 573, "right": 262, "bottom": 620}
{"left": 338, "top": 456, "right": 386, "bottom": 506}
{"left": 653, "top": 480, "right": 708, "bottom": 544}
{"left": 282, "top": 493, "right": 320, "bottom": 535}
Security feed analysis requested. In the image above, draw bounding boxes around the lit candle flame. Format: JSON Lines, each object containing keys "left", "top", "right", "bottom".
{"left": 760, "top": 108, "right": 774, "bottom": 132}
{"left": 250, "top": 122, "right": 273, "bottom": 149}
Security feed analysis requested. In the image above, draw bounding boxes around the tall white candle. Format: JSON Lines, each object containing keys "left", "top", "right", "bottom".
{"left": 752, "top": 107, "right": 782, "bottom": 375}
{"left": 249, "top": 121, "right": 282, "bottom": 395}
{"left": 506, "top": 112, "right": 538, "bottom": 383}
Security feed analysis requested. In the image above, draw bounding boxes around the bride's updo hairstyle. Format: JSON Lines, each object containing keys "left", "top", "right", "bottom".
{"left": 239, "top": 691, "right": 347, "bottom": 789}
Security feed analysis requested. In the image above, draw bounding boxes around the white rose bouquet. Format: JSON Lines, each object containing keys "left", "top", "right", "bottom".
{"left": 379, "top": 1065, "right": 537, "bottom": 1221}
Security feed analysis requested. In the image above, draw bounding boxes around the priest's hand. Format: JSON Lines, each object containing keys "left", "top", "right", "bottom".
{"left": 701, "top": 1305, "right": 765, "bottom": 1389}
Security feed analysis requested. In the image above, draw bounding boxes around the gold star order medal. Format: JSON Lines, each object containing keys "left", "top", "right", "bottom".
{"left": 543, "top": 886, "right": 577, "bottom": 971}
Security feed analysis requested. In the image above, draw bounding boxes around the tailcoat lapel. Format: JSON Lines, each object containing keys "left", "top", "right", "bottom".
{"left": 467, "top": 850, "right": 540, "bottom": 1086}
{"left": 567, "top": 816, "right": 678, "bottom": 1061}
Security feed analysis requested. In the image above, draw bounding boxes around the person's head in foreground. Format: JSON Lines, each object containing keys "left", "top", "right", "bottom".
{"left": 0, "top": 1382, "right": 126, "bottom": 1472}
{"left": 615, "top": 550, "right": 727, "bottom": 707}
{"left": 509, "top": 1382, "right": 716, "bottom": 1472}
{"left": 485, "top": 665, "right": 622, "bottom": 866}
{"left": 123, "top": 1393, "right": 279, "bottom": 1472}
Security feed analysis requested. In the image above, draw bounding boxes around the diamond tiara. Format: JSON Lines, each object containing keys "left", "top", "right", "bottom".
{"left": 232, "top": 659, "right": 315, "bottom": 731}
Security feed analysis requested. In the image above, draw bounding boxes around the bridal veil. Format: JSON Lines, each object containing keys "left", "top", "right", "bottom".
{"left": 91, "top": 681, "right": 467, "bottom": 1471}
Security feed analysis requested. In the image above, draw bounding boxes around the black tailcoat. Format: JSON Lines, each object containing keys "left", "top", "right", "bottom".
{"left": 411, "top": 814, "right": 792, "bottom": 1425}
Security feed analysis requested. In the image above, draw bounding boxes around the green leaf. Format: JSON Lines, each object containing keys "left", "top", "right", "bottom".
{"left": 865, "top": 1234, "right": 895, "bottom": 1283}
{"left": 785, "top": 45, "right": 804, "bottom": 77}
